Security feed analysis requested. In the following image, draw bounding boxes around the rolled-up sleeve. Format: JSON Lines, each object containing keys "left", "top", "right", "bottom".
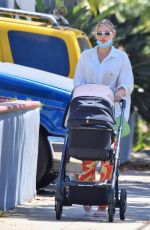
{"left": 73, "top": 52, "right": 86, "bottom": 87}
{"left": 117, "top": 52, "right": 134, "bottom": 96}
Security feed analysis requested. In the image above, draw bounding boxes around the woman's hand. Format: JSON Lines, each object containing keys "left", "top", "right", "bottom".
{"left": 115, "top": 87, "right": 126, "bottom": 102}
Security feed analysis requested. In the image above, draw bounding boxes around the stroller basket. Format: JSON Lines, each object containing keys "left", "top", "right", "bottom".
{"left": 68, "top": 184, "right": 111, "bottom": 205}
{"left": 66, "top": 126, "right": 113, "bottom": 161}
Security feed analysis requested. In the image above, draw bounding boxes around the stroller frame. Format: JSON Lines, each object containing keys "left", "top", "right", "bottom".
{"left": 55, "top": 99, "right": 127, "bottom": 222}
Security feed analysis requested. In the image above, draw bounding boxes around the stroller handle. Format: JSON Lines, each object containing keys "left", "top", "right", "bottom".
{"left": 120, "top": 99, "right": 126, "bottom": 109}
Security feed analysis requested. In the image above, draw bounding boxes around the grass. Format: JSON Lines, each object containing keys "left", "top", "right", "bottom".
{"left": 0, "top": 211, "right": 7, "bottom": 217}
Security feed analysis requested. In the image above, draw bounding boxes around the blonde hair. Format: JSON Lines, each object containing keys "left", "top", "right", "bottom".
{"left": 93, "top": 19, "right": 116, "bottom": 35}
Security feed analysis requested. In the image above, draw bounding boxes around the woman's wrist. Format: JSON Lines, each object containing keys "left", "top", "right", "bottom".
{"left": 118, "top": 87, "right": 126, "bottom": 97}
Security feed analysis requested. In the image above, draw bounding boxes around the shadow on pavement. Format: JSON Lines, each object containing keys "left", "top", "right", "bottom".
{"left": 2, "top": 150, "right": 150, "bottom": 224}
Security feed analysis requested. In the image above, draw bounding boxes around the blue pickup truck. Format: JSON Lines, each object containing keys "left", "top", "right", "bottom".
{"left": 0, "top": 62, "right": 73, "bottom": 188}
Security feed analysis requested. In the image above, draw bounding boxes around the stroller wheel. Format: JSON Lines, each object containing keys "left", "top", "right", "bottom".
{"left": 120, "top": 189, "right": 127, "bottom": 220}
{"left": 55, "top": 198, "right": 63, "bottom": 220}
{"left": 108, "top": 202, "right": 115, "bottom": 222}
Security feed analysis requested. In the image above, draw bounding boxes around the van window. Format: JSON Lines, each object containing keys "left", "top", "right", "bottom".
{"left": 77, "top": 37, "right": 91, "bottom": 52}
{"left": 8, "top": 31, "right": 70, "bottom": 76}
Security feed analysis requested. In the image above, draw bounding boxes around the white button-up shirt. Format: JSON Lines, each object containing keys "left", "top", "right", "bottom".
{"left": 73, "top": 45, "right": 134, "bottom": 121}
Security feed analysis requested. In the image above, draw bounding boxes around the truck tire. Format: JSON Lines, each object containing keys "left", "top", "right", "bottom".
{"left": 36, "top": 131, "right": 55, "bottom": 189}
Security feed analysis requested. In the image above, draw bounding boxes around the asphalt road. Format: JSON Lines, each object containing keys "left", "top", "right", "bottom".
{"left": 0, "top": 169, "right": 149, "bottom": 230}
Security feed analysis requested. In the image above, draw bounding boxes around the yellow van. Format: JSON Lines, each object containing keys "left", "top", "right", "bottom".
{"left": 0, "top": 8, "right": 92, "bottom": 189}
{"left": 0, "top": 7, "right": 92, "bottom": 78}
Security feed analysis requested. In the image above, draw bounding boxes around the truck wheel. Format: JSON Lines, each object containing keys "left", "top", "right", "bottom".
{"left": 36, "top": 131, "right": 55, "bottom": 189}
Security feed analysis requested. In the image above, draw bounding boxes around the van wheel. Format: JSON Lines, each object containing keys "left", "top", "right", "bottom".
{"left": 36, "top": 132, "right": 55, "bottom": 189}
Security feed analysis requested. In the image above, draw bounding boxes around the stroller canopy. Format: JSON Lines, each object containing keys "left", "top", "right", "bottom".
{"left": 73, "top": 84, "right": 114, "bottom": 106}
{"left": 65, "top": 84, "right": 115, "bottom": 130}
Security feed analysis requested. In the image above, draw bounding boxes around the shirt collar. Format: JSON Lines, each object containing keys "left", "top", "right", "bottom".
{"left": 109, "top": 46, "right": 119, "bottom": 58}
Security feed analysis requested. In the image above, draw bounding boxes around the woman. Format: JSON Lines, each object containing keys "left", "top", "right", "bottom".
{"left": 73, "top": 19, "right": 134, "bottom": 218}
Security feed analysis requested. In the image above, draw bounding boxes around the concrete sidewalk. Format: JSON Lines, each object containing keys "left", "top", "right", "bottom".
{"left": 120, "top": 149, "right": 150, "bottom": 170}
{"left": 0, "top": 151, "right": 149, "bottom": 230}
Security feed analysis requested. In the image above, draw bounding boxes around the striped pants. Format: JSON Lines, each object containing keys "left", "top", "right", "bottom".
{"left": 79, "top": 160, "right": 113, "bottom": 182}
{"left": 79, "top": 118, "right": 130, "bottom": 182}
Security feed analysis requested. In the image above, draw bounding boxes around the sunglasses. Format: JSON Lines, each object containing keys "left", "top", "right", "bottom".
{"left": 96, "top": 31, "right": 113, "bottom": 36}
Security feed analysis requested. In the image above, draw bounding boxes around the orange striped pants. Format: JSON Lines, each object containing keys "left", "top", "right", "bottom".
{"left": 79, "top": 160, "right": 113, "bottom": 182}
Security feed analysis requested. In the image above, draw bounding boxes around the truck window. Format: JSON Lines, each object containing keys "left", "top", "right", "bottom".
{"left": 77, "top": 37, "right": 91, "bottom": 53}
{"left": 8, "top": 31, "right": 70, "bottom": 76}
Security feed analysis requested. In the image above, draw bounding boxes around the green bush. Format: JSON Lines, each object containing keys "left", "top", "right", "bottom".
{"left": 133, "top": 117, "right": 150, "bottom": 151}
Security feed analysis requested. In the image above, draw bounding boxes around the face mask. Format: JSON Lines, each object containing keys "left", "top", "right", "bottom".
{"left": 96, "top": 39, "right": 112, "bottom": 48}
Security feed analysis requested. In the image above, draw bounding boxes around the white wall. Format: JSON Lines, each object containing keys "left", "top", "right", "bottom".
{"left": 6, "top": 0, "right": 14, "bottom": 8}
{"left": 0, "top": 105, "right": 40, "bottom": 210}
{"left": 16, "top": 0, "right": 35, "bottom": 11}
{"left": 6, "top": 0, "right": 35, "bottom": 11}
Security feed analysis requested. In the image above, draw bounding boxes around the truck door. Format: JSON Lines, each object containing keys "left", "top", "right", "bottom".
{"left": 0, "top": 38, "right": 3, "bottom": 61}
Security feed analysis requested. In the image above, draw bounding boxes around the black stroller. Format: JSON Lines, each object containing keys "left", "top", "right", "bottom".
{"left": 55, "top": 84, "right": 127, "bottom": 222}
